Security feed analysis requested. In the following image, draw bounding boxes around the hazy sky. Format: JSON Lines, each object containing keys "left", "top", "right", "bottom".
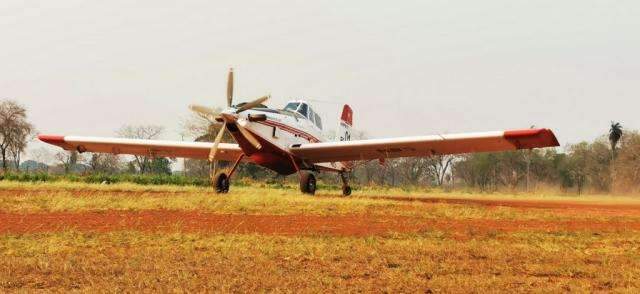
{"left": 2, "top": 1, "right": 639, "bottom": 159}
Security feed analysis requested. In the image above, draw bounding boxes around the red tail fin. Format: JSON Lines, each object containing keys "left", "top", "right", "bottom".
{"left": 340, "top": 104, "right": 353, "bottom": 127}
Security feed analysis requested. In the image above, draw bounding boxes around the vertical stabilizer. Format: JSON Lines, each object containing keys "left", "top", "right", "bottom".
{"left": 337, "top": 105, "right": 353, "bottom": 141}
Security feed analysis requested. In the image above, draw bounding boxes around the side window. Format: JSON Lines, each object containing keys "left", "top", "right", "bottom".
{"left": 298, "top": 103, "right": 308, "bottom": 117}
{"left": 315, "top": 113, "right": 322, "bottom": 129}
{"left": 308, "top": 108, "right": 315, "bottom": 124}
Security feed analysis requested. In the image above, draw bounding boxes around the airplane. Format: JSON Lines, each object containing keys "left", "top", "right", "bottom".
{"left": 38, "top": 69, "right": 560, "bottom": 196}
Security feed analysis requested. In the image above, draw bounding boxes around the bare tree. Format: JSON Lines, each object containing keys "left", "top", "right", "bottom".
{"left": 0, "top": 100, "right": 34, "bottom": 172}
{"left": 181, "top": 110, "right": 235, "bottom": 143}
{"left": 398, "top": 158, "right": 427, "bottom": 185}
{"left": 117, "top": 125, "right": 164, "bottom": 174}
{"left": 180, "top": 111, "right": 234, "bottom": 177}
{"left": 425, "top": 155, "right": 454, "bottom": 186}
{"left": 31, "top": 147, "right": 53, "bottom": 164}
{"left": 28, "top": 147, "right": 53, "bottom": 172}
{"left": 88, "top": 153, "right": 122, "bottom": 174}
{"left": 55, "top": 150, "right": 85, "bottom": 174}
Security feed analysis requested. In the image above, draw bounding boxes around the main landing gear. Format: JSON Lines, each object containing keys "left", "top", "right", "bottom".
{"left": 297, "top": 171, "right": 351, "bottom": 196}
{"left": 212, "top": 154, "right": 244, "bottom": 194}
{"left": 340, "top": 172, "right": 352, "bottom": 196}
{"left": 288, "top": 154, "right": 351, "bottom": 196}
{"left": 299, "top": 171, "right": 316, "bottom": 195}
{"left": 212, "top": 172, "right": 230, "bottom": 193}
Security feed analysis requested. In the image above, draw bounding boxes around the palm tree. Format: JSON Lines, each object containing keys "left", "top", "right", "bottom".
{"left": 609, "top": 121, "right": 623, "bottom": 192}
{"left": 609, "top": 122, "right": 623, "bottom": 157}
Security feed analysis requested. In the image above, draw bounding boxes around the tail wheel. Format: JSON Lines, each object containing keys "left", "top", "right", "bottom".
{"left": 342, "top": 185, "right": 352, "bottom": 196}
{"left": 299, "top": 172, "right": 316, "bottom": 195}
{"left": 213, "top": 172, "right": 230, "bottom": 194}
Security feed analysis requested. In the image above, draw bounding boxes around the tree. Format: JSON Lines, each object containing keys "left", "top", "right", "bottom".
{"left": 425, "top": 155, "right": 454, "bottom": 186}
{"left": 566, "top": 142, "right": 591, "bottom": 194}
{"left": 181, "top": 110, "right": 236, "bottom": 177}
{"left": 117, "top": 125, "right": 164, "bottom": 174}
{"left": 55, "top": 150, "right": 85, "bottom": 174}
{"left": 398, "top": 158, "right": 427, "bottom": 185}
{"left": 609, "top": 122, "right": 623, "bottom": 157}
{"left": 609, "top": 122, "right": 623, "bottom": 190}
{"left": 614, "top": 131, "right": 640, "bottom": 193}
{"left": 30, "top": 147, "right": 54, "bottom": 172}
{"left": 88, "top": 153, "right": 122, "bottom": 174}
{"left": 149, "top": 157, "right": 173, "bottom": 175}
{"left": 0, "top": 100, "right": 34, "bottom": 172}
{"left": 453, "top": 153, "right": 499, "bottom": 191}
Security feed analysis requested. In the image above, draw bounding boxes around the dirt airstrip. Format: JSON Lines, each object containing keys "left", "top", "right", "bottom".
{"left": 3, "top": 187, "right": 640, "bottom": 236}
{"left": 1, "top": 209, "right": 639, "bottom": 236}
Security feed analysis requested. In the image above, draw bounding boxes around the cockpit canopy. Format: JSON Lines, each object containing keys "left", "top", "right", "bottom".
{"left": 283, "top": 101, "right": 323, "bottom": 130}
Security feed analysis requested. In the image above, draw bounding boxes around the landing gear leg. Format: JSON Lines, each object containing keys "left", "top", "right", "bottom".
{"left": 340, "top": 172, "right": 352, "bottom": 196}
{"left": 211, "top": 154, "right": 244, "bottom": 194}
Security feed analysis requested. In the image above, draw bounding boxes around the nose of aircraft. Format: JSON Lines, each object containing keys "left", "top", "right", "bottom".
{"left": 220, "top": 112, "right": 239, "bottom": 123}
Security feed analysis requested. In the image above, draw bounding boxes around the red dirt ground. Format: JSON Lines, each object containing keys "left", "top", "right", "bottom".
{"left": 375, "top": 195, "right": 640, "bottom": 211}
{"left": 1, "top": 210, "right": 640, "bottom": 236}
{"left": 3, "top": 188, "right": 640, "bottom": 236}
{"left": 370, "top": 196, "right": 640, "bottom": 217}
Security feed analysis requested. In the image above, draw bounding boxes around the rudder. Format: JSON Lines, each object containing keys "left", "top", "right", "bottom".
{"left": 338, "top": 104, "right": 353, "bottom": 141}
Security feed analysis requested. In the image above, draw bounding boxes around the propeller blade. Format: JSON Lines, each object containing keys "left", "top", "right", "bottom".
{"left": 209, "top": 122, "right": 227, "bottom": 162}
{"left": 190, "top": 104, "right": 218, "bottom": 120}
{"left": 236, "top": 122, "right": 262, "bottom": 150}
{"left": 227, "top": 68, "right": 234, "bottom": 108}
{"left": 236, "top": 95, "right": 270, "bottom": 113}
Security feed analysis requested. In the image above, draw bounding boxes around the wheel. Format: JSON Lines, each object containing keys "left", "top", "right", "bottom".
{"left": 212, "top": 172, "right": 230, "bottom": 193}
{"left": 342, "top": 185, "right": 352, "bottom": 196}
{"left": 299, "top": 172, "right": 316, "bottom": 195}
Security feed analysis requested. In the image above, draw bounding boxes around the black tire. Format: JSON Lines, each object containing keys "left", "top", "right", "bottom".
{"left": 299, "top": 172, "right": 316, "bottom": 195}
{"left": 213, "top": 172, "right": 230, "bottom": 194}
{"left": 342, "top": 185, "right": 352, "bottom": 196}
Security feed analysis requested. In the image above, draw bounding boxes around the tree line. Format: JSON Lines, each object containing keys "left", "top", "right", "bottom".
{"left": 3, "top": 99, "right": 638, "bottom": 194}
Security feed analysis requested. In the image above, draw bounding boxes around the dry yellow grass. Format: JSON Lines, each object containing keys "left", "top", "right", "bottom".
{"left": 1, "top": 231, "right": 639, "bottom": 292}
{"left": 3, "top": 181, "right": 640, "bottom": 221}
{"left": 1, "top": 181, "right": 640, "bottom": 292}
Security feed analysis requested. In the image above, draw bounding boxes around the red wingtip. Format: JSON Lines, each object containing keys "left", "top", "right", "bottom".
{"left": 38, "top": 135, "right": 67, "bottom": 147}
{"left": 504, "top": 128, "right": 560, "bottom": 149}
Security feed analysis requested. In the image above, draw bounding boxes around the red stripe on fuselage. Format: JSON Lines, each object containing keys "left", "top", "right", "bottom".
{"left": 257, "top": 120, "right": 322, "bottom": 143}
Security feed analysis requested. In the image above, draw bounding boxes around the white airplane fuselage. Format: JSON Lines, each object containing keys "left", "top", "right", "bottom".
{"left": 221, "top": 102, "right": 347, "bottom": 175}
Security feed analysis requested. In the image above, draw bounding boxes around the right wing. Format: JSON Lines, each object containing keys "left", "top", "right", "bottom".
{"left": 38, "top": 135, "right": 244, "bottom": 161}
{"left": 290, "top": 128, "right": 559, "bottom": 163}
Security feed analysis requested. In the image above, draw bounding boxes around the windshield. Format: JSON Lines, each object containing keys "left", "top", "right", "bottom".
{"left": 283, "top": 102, "right": 300, "bottom": 112}
{"left": 298, "top": 103, "right": 308, "bottom": 117}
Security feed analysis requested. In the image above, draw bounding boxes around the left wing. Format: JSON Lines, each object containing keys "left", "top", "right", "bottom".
{"left": 38, "top": 135, "right": 244, "bottom": 161}
{"left": 290, "top": 128, "right": 559, "bottom": 163}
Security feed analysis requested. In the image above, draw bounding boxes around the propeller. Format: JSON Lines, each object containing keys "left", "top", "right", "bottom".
{"left": 236, "top": 120, "right": 262, "bottom": 149}
{"left": 235, "top": 95, "right": 270, "bottom": 113}
{"left": 227, "top": 69, "right": 233, "bottom": 108}
{"left": 189, "top": 105, "right": 221, "bottom": 122}
{"left": 209, "top": 122, "right": 227, "bottom": 162}
{"left": 189, "top": 68, "right": 269, "bottom": 172}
